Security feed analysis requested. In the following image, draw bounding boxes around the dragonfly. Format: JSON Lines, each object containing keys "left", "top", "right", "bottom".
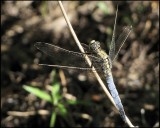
{"left": 35, "top": 6, "right": 132, "bottom": 122}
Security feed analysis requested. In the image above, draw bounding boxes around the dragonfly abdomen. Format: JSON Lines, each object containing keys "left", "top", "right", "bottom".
{"left": 106, "top": 75, "right": 126, "bottom": 122}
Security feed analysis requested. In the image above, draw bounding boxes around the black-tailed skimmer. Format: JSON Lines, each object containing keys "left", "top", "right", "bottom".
{"left": 35, "top": 7, "right": 132, "bottom": 122}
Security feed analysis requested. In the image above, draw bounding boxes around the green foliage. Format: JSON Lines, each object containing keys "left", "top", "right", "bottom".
{"left": 57, "top": 103, "right": 67, "bottom": 116}
{"left": 40, "top": 1, "right": 48, "bottom": 17}
{"left": 23, "top": 85, "right": 52, "bottom": 103}
{"left": 23, "top": 70, "right": 92, "bottom": 127}
{"left": 23, "top": 70, "right": 73, "bottom": 127}
{"left": 97, "top": 2, "right": 110, "bottom": 15}
{"left": 50, "top": 111, "right": 56, "bottom": 127}
{"left": 123, "top": 16, "right": 132, "bottom": 25}
{"left": 66, "top": 99, "right": 92, "bottom": 106}
{"left": 51, "top": 83, "right": 62, "bottom": 105}
{"left": 137, "top": 4, "right": 145, "bottom": 13}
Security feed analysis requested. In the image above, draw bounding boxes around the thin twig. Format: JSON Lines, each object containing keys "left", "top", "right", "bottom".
{"left": 8, "top": 110, "right": 49, "bottom": 117}
{"left": 58, "top": 1, "right": 134, "bottom": 127}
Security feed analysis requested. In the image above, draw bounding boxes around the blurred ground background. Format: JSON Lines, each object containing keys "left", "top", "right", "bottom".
{"left": 1, "top": 1, "right": 159, "bottom": 127}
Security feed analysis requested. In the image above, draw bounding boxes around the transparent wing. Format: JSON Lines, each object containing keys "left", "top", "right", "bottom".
{"left": 109, "top": 5, "right": 132, "bottom": 63}
{"left": 35, "top": 42, "right": 103, "bottom": 70}
{"left": 109, "top": 5, "right": 118, "bottom": 62}
{"left": 111, "top": 26, "right": 132, "bottom": 62}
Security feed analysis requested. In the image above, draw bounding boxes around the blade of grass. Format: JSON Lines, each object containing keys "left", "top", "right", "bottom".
{"left": 50, "top": 111, "right": 57, "bottom": 127}
{"left": 51, "top": 83, "right": 61, "bottom": 105}
{"left": 57, "top": 103, "right": 67, "bottom": 116}
{"left": 23, "top": 85, "right": 52, "bottom": 103}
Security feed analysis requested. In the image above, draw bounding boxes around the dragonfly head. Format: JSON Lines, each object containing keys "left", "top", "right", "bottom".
{"left": 89, "top": 40, "right": 101, "bottom": 52}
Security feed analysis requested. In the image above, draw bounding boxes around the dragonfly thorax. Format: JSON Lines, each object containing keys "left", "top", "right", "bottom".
{"left": 89, "top": 40, "right": 112, "bottom": 77}
{"left": 89, "top": 40, "right": 101, "bottom": 53}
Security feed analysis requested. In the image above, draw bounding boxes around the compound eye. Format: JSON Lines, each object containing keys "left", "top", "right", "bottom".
{"left": 96, "top": 41, "right": 100, "bottom": 48}
{"left": 91, "top": 40, "right": 96, "bottom": 44}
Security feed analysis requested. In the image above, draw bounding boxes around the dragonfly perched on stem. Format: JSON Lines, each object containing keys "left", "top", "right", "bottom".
{"left": 35, "top": 6, "right": 132, "bottom": 122}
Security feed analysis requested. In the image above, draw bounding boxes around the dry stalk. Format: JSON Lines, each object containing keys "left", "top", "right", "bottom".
{"left": 58, "top": 1, "right": 134, "bottom": 127}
